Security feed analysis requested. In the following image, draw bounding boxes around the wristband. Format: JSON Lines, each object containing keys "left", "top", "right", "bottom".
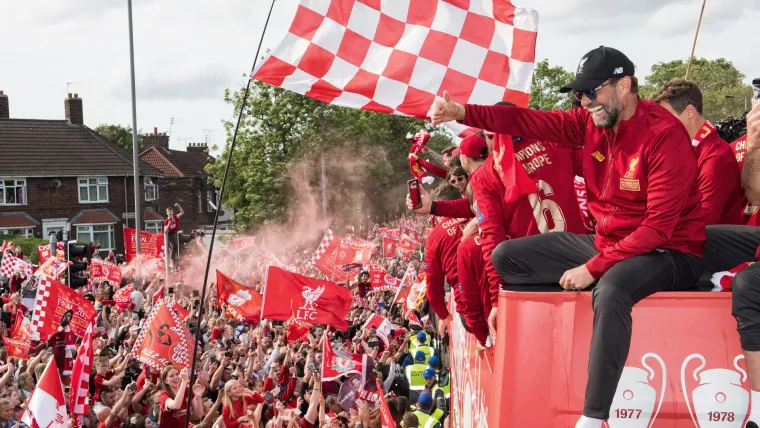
{"left": 429, "top": 200, "right": 437, "bottom": 215}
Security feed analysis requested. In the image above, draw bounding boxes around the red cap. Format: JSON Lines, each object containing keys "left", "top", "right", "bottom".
{"left": 454, "top": 135, "right": 488, "bottom": 158}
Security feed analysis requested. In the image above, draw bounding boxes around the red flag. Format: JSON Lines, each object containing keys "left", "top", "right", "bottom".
{"left": 382, "top": 237, "right": 398, "bottom": 258}
{"left": 123, "top": 227, "right": 165, "bottom": 263}
{"left": 362, "top": 314, "right": 394, "bottom": 346}
{"left": 369, "top": 265, "right": 399, "bottom": 292}
{"left": 11, "top": 309, "right": 31, "bottom": 341}
{"left": 113, "top": 285, "right": 135, "bottom": 313}
{"left": 408, "top": 312, "right": 422, "bottom": 328}
{"left": 312, "top": 230, "right": 375, "bottom": 280}
{"left": 494, "top": 134, "right": 538, "bottom": 203}
{"left": 322, "top": 333, "right": 367, "bottom": 382}
{"left": 376, "top": 379, "right": 397, "bottom": 428}
{"left": 70, "top": 323, "right": 94, "bottom": 426}
{"left": 409, "top": 130, "right": 431, "bottom": 180}
{"left": 285, "top": 313, "right": 313, "bottom": 344}
{"left": 37, "top": 242, "right": 65, "bottom": 264}
{"left": 0, "top": 253, "right": 32, "bottom": 278}
{"left": 30, "top": 275, "right": 98, "bottom": 342}
{"left": 130, "top": 299, "right": 191, "bottom": 371}
{"left": 262, "top": 266, "right": 351, "bottom": 330}
{"left": 171, "top": 303, "right": 190, "bottom": 320}
{"left": 90, "top": 259, "right": 122, "bottom": 286}
{"left": 2, "top": 337, "right": 29, "bottom": 360}
{"left": 21, "top": 359, "right": 69, "bottom": 427}
{"left": 216, "top": 271, "right": 262, "bottom": 324}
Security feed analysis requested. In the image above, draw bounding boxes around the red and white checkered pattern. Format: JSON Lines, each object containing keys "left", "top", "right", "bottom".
{"left": 0, "top": 253, "right": 32, "bottom": 278}
{"left": 30, "top": 275, "right": 53, "bottom": 340}
{"left": 311, "top": 229, "right": 336, "bottom": 263}
{"left": 70, "top": 323, "right": 94, "bottom": 426}
{"left": 253, "top": 0, "right": 538, "bottom": 123}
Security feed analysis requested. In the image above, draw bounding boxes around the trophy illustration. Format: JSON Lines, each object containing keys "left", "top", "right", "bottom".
{"left": 606, "top": 353, "right": 666, "bottom": 428}
{"left": 681, "top": 354, "right": 749, "bottom": 428}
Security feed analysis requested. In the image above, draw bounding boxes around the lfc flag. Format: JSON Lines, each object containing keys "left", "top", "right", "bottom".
{"left": 376, "top": 379, "right": 397, "bottom": 428}
{"left": 113, "top": 284, "right": 135, "bottom": 313}
{"left": 216, "top": 270, "right": 263, "bottom": 324}
{"left": 70, "top": 323, "right": 94, "bottom": 426}
{"left": 369, "top": 265, "right": 399, "bottom": 292}
{"left": 2, "top": 337, "right": 29, "bottom": 360}
{"left": 90, "top": 259, "right": 122, "bottom": 286}
{"left": 130, "top": 299, "right": 191, "bottom": 371}
{"left": 262, "top": 266, "right": 351, "bottom": 330}
{"left": 30, "top": 275, "right": 98, "bottom": 342}
{"left": 382, "top": 237, "right": 398, "bottom": 258}
{"left": 37, "top": 242, "right": 65, "bottom": 264}
{"left": 285, "top": 313, "right": 313, "bottom": 344}
{"left": 21, "top": 359, "right": 69, "bottom": 428}
{"left": 322, "top": 333, "right": 367, "bottom": 382}
{"left": 123, "top": 227, "right": 165, "bottom": 263}
{"left": 11, "top": 309, "right": 31, "bottom": 341}
{"left": 312, "top": 230, "right": 375, "bottom": 280}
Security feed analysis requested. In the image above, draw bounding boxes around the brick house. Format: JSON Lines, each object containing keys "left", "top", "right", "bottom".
{"left": 0, "top": 91, "right": 164, "bottom": 255}
{"left": 138, "top": 130, "right": 233, "bottom": 234}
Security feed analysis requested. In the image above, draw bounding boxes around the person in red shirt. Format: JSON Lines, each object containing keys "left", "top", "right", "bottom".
{"left": 221, "top": 379, "right": 265, "bottom": 428}
{"left": 423, "top": 185, "right": 468, "bottom": 335}
{"left": 431, "top": 46, "right": 705, "bottom": 428}
{"left": 159, "top": 366, "right": 204, "bottom": 428}
{"left": 652, "top": 79, "right": 744, "bottom": 225}
{"left": 164, "top": 203, "right": 185, "bottom": 272}
{"left": 92, "top": 356, "right": 125, "bottom": 403}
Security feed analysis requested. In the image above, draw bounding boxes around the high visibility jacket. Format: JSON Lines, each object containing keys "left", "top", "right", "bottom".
{"left": 410, "top": 332, "right": 432, "bottom": 349}
{"left": 412, "top": 345, "right": 434, "bottom": 362}
{"left": 435, "top": 369, "right": 450, "bottom": 398}
{"left": 406, "top": 364, "right": 428, "bottom": 390}
{"left": 411, "top": 409, "right": 442, "bottom": 428}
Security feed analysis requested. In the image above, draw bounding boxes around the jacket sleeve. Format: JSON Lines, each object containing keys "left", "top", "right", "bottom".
{"left": 425, "top": 232, "right": 450, "bottom": 319}
{"left": 586, "top": 127, "right": 698, "bottom": 277}
{"left": 432, "top": 198, "right": 474, "bottom": 219}
{"left": 464, "top": 105, "right": 587, "bottom": 148}
{"left": 697, "top": 150, "right": 742, "bottom": 225}
{"left": 456, "top": 236, "right": 489, "bottom": 346}
{"left": 417, "top": 157, "right": 448, "bottom": 179}
{"left": 222, "top": 404, "right": 239, "bottom": 428}
{"left": 472, "top": 177, "right": 508, "bottom": 309}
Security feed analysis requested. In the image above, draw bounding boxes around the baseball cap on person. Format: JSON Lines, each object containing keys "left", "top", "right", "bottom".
{"left": 423, "top": 368, "right": 437, "bottom": 379}
{"left": 560, "top": 46, "right": 635, "bottom": 93}
{"left": 428, "top": 356, "right": 440, "bottom": 367}
{"left": 415, "top": 351, "right": 426, "bottom": 361}
{"left": 418, "top": 391, "right": 433, "bottom": 407}
{"left": 452, "top": 135, "right": 487, "bottom": 158}
{"left": 416, "top": 332, "right": 428, "bottom": 343}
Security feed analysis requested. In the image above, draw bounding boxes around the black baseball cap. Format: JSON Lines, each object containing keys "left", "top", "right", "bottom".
{"left": 560, "top": 46, "right": 635, "bottom": 93}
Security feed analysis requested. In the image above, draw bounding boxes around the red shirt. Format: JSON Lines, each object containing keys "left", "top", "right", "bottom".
{"left": 93, "top": 370, "right": 113, "bottom": 403}
{"left": 457, "top": 235, "right": 489, "bottom": 345}
{"left": 164, "top": 215, "right": 180, "bottom": 233}
{"left": 160, "top": 390, "right": 188, "bottom": 428}
{"left": 222, "top": 393, "right": 264, "bottom": 428}
{"left": 691, "top": 122, "right": 743, "bottom": 225}
{"left": 731, "top": 135, "right": 760, "bottom": 226}
{"left": 424, "top": 218, "right": 468, "bottom": 319}
{"left": 464, "top": 100, "right": 706, "bottom": 278}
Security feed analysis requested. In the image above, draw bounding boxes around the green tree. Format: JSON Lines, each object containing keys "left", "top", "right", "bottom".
{"left": 530, "top": 59, "right": 574, "bottom": 111}
{"left": 207, "top": 80, "right": 453, "bottom": 232}
{"left": 640, "top": 58, "right": 753, "bottom": 122}
{"left": 94, "top": 124, "right": 143, "bottom": 151}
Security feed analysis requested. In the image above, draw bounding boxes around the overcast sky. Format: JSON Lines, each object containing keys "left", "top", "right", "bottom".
{"left": 1, "top": 0, "right": 758, "bottom": 152}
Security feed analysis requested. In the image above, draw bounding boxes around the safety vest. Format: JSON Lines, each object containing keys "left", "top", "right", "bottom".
{"left": 414, "top": 409, "right": 443, "bottom": 428}
{"left": 406, "top": 363, "right": 428, "bottom": 390}
{"left": 410, "top": 332, "right": 432, "bottom": 349}
{"left": 412, "top": 345, "right": 434, "bottom": 362}
{"left": 434, "top": 370, "right": 450, "bottom": 399}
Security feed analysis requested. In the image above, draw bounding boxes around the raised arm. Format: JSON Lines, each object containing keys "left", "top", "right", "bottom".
{"left": 175, "top": 203, "right": 185, "bottom": 219}
{"left": 743, "top": 104, "right": 760, "bottom": 204}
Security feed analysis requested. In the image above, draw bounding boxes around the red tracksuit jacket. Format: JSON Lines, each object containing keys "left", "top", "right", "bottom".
{"left": 692, "top": 122, "right": 743, "bottom": 225}
{"left": 731, "top": 135, "right": 760, "bottom": 227}
{"left": 457, "top": 235, "right": 489, "bottom": 345}
{"left": 425, "top": 217, "right": 468, "bottom": 320}
{"left": 464, "top": 99, "right": 706, "bottom": 278}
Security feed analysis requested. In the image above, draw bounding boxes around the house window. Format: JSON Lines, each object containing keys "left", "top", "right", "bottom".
{"left": 144, "top": 178, "right": 159, "bottom": 202}
{"left": 78, "top": 178, "right": 109, "bottom": 203}
{"left": 0, "top": 227, "right": 33, "bottom": 237}
{"left": 197, "top": 191, "right": 203, "bottom": 213}
{"left": 76, "top": 224, "right": 115, "bottom": 250}
{"left": 145, "top": 221, "right": 162, "bottom": 234}
{"left": 0, "top": 178, "right": 26, "bottom": 205}
{"left": 207, "top": 190, "right": 216, "bottom": 212}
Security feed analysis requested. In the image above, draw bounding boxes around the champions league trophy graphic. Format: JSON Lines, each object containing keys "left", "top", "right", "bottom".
{"left": 606, "top": 353, "right": 666, "bottom": 428}
{"left": 681, "top": 354, "right": 749, "bottom": 427}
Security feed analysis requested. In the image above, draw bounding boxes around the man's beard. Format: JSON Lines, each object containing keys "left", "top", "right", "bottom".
{"left": 590, "top": 95, "right": 622, "bottom": 129}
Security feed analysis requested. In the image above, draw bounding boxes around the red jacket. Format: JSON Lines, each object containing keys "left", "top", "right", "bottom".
{"left": 692, "top": 122, "right": 743, "bottom": 225}
{"left": 464, "top": 100, "right": 706, "bottom": 278}
{"left": 433, "top": 198, "right": 474, "bottom": 219}
{"left": 731, "top": 135, "right": 760, "bottom": 226}
{"left": 457, "top": 235, "right": 489, "bottom": 345}
{"left": 424, "top": 218, "right": 468, "bottom": 319}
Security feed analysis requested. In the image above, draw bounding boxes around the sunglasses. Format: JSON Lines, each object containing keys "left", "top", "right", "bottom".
{"left": 450, "top": 176, "right": 466, "bottom": 184}
{"left": 572, "top": 80, "right": 611, "bottom": 102}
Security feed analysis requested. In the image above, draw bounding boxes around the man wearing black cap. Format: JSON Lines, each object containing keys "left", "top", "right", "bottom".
{"left": 431, "top": 46, "right": 705, "bottom": 428}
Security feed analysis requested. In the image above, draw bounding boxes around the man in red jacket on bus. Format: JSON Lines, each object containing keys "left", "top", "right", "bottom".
{"left": 431, "top": 46, "right": 705, "bottom": 428}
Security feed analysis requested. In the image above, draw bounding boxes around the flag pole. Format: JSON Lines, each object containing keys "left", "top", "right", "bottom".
{"left": 183, "top": 1, "right": 278, "bottom": 427}
{"left": 127, "top": 0, "right": 142, "bottom": 277}
{"left": 685, "top": 0, "right": 707, "bottom": 80}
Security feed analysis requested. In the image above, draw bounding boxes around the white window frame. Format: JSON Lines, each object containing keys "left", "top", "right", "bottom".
{"left": 0, "top": 178, "right": 27, "bottom": 206}
{"left": 206, "top": 190, "right": 216, "bottom": 212}
{"left": 0, "top": 227, "right": 33, "bottom": 238}
{"left": 75, "top": 223, "right": 115, "bottom": 251}
{"left": 144, "top": 178, "right": 159, "bottom": 202}
{"left": 78, "top": 177, "right": 109, "bottom": 203}
{"left": 42, "top": 218, "right": 69, "bottom": 239}
{"left": 144, "top": 220, "right": 162, "bottom": 234}
{"left": 197, "top": 190, "right": 203, "bottom": 213}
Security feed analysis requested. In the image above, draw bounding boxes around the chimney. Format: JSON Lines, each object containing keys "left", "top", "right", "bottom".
{"left": 0, "top": 91, "right": 8, "bottom": 119}
{"left": 142, "top": 127, "right": 170, "bottom": 150}
{"left": 65, "top": 93, "right": 83, "bottom": 124}
{"left": 186, "top": 142, "right": 209, "bottom": 154}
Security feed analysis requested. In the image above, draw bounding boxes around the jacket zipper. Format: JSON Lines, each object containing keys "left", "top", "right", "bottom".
{"left": 599, "top": 130, "right": 617, "bottom": 237}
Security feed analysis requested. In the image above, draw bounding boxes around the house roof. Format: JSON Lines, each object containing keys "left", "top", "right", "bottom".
{"left": 0, "top": 212, "right": 39, "bottom": 228}
{"left": 70, "top": 209, "right": 120, "bottom": 225}
{"left": 0, "top": 119, "right": 161, "bottom": 177}
{"left": 139, "top": 146, "right": 213, "bottom": 178}
{"left": 144, "top": 207, "right": 163, "bottom": 221}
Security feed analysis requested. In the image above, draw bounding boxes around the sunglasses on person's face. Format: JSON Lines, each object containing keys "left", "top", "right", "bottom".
{"left": 450, "top": 176, "right": 465, "bottom": 184}
{"left": 573, "top": 80, "right": 611, "bottom": 102}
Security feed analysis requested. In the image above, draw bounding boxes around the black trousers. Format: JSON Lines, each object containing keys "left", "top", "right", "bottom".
{"left": 703, "top": 225, "right": 760, "bottom": 351}
{"left": 491, "top": 233, "right": 703, "bottom": 420}
{"left": 167, "top": 231, "right": 179, "bottom": 267}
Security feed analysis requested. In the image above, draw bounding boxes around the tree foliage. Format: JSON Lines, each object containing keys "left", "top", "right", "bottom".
{"left": 640, "top": 58, "right": 753, "bottom": 122}
{"left": 530, "top": 59, "right": 574, "bottom": 111}
{"left": 94, "top": 124, "right": 143, "bottom": 151}
{"left": 207, "top": 80, "right": 454, "bottom": 232}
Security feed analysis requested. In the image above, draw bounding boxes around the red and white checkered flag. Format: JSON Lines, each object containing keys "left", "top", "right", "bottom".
{"left": 70, "top": 323, "right": 94, "bottom": 426}
{"left": 0, "top": 253, "right": 32, "bottom": 278}
{"left": 253, "top": 0, "right": 538, "bottom": 134}
{"left": 311, "top": 229, "right": 336, "bottom": 264}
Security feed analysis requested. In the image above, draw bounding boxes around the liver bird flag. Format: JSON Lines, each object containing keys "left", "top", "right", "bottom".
{"left": 262, "top": 266, "right": 352, "bottom": 330}
{"left": 252, "top": 0, "right": 538, "bottom": 136}
{"left": 21, "top": 359, "right": 69, "bottom": 428}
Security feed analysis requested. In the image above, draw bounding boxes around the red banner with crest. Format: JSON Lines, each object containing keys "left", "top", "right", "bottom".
{"left": 129, "top": 299, "right": 191, "bottom": 371}
{"left": 90, "top": 259, "right": 122, "bottom": 286}
{"left": 123, "top": 227, "right": 165, "bottom": 263}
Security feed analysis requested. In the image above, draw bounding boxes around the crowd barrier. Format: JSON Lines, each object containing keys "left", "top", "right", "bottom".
{"left": 449, "top": 291, "right": 749, "bottom": 427}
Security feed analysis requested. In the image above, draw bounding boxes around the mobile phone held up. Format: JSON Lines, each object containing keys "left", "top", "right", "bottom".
{"left": 753, "top": 78, "right": 760, "bottom": 104}
{"left": 408, "top": 179, "right": 422, "bottom": 210}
